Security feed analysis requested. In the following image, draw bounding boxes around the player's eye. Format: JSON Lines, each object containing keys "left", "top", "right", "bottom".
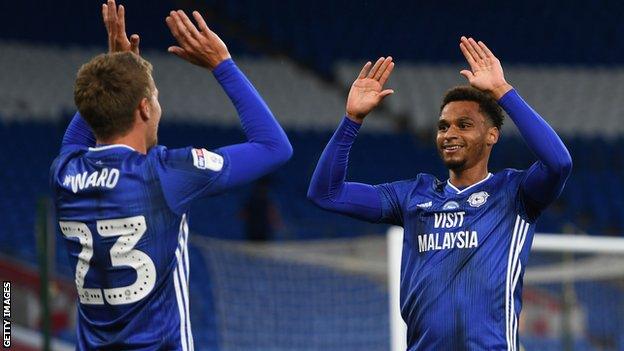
{"left": 438, "top": 124, "right": 448, "bottom": 132}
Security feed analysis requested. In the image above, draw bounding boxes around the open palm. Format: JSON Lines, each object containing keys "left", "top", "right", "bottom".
{"left": 459, "top": 37, "right": 511, "bottom": 99}
{"left": 346, "top": 57, "right": 395, "bottom": 122}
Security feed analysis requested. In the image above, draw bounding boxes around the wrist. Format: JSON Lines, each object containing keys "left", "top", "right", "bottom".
{"left": 209, "top": 54, "right": 233, "bottom": 71}
{"left": 345, "top": 113, "right": 364, "bottom": 124}
{"left": 490, "top": 83, "right": 513, "bottom": 100}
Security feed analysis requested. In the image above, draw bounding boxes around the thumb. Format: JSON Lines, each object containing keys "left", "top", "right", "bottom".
{"left": 379, "top": 89, "right": 394, "bottom": 100}
{"left": 460, "top": 70, "right": 474, "bottom": 81}
{"left": 168, "top": 46, "right": 190, "bottom": 60}
{"left": 130, "top": 34, "right": 140, "bottom": 55}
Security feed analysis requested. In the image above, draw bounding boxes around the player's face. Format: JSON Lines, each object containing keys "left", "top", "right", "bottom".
{"left": 146, "top": 81, "right": 162, "bottom": 148}
{"left": 436, "top": 101, "right": 497, "bottom": 171}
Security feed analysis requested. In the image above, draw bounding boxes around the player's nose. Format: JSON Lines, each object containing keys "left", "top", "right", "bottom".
{"left": 443, "top": 125, "right": 460, "bottom": 139}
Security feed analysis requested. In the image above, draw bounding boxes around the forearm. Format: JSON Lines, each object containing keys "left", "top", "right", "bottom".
{"left": 307, "top": 116, "right": 383, "bottom": 222}
{"left": 61, "top": 112, "right": 96, "bottom": 151}
{"left": 212, "top": 59, "right": 292, "bottom": 186}
{"left": 498, "top": 89, "right": 572, "bottom": 206}
{"left": 213, "top": 59, "right": 291, "bottom": 157}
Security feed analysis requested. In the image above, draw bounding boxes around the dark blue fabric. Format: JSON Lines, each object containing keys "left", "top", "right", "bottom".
{"left": 498, "top": 89, "right": 572, "bottom": 218}
{"left": 61, "top": 112, "right": 96, "bottom": 152}
{"left": 213, "top": 59, "right": 292, "bottom": 187}
{"left": 307, "top": 117, "right": 382, "bottom": 222}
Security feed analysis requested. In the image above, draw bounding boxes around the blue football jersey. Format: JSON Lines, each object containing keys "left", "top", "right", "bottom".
{"left": 50, "top": 144, "right": 230, "bottom": 350}
{"left": 377, "top": 170, "right": 537, "bottom": 351}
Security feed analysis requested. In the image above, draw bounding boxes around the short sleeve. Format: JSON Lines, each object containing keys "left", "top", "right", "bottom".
{"left": 152, "top": 146, "right": 231, "bottom": 215}
{"left": 374, "top": 178, "right": 417, "bottom": 226}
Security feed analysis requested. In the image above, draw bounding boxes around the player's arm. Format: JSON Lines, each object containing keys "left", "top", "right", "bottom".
{"left": 61, "top": 0, "right": 139, "bottom": 152}
{"left": 459, "top": 37, "right": 572, "bottom": 215}
{"left": 307, "top": 57, "right": 399, "bottom": 223}
{"left": 165, "top": 10, "right": 292, "bottom": 190}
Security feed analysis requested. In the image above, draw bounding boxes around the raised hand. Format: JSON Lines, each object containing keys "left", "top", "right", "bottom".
{"left": 346, "top": 57, "right": 395, "bottom": 123}
{"left": 459, "top": 36, "right": 512, "bottom": 100}
{"left": 102, "top": 0, "right": 140, "bottom": 55}
{"left": 165, "top": 10, "right": 231, "bottom": 70}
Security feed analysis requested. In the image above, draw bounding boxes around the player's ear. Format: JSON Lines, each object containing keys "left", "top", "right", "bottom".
{"left": 138, "top": 98, "right": 150, "bottom": 122}
{"left": 487, "top": 126, "right": 499, "bottom": 146}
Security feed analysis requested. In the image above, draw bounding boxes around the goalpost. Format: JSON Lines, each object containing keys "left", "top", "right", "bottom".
{"left": 387, "top": 227, "right": 624, "bottom": 351}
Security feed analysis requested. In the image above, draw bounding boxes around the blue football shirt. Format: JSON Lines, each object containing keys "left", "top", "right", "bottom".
{"left": 377, "top": 170, "right": 537, "bottom": 351}
{"left": 50, "top": 144, "right": 229, "bottom": 350}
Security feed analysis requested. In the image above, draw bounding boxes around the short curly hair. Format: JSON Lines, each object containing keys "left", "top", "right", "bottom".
{"left": 440, "top": 86, "right": 504, "bottom": 129}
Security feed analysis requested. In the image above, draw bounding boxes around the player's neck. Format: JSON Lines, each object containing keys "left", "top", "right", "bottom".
{"left": 448, "top": 164, "right": 489, "bottom": 190}
{"left": 97, "top": 131, "right": 148, "bottom": 155}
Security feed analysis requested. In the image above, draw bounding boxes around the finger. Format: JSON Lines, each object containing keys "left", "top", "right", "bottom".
{"left": 108, "top": 0, "right": 118, "bottom": 40}
{"left": 102, "top": 3, "right": 109, "bottom": 30}
{"left": 108, "top": 0, "right": 117, "bottom": 26}
{"left": 468, "top": 37, "right": 486, "bottom": 60}
{"left": 477, "top": 40, "right": 494, "bottom": 58}
{"left": 367, "top": 57, "right": 385, "bottom": 79}
{"left": 357, "top": 61, "right": 372, "bottom": 79}
{"left": 166, "top": 13, "right": 185, "bottom": 44}
{"left": 192, "top": 11, "right": 211, "bottom": 35}
{"left": 379, "top": 61, "right": 395, "bottom": 86}
{"left": 177, "top": 10, "right": 202, "bottom": 40}
{"left": 130, "top": 34, "right": 140, "bottom": 55}
{"left": 374, "top": 56, "right": 392, "bottom": 81}
{"left": 459, "top": 42, "right": 477, "bottom": 68}
{"left": 118, "top": 4, "right": 127, "bottom": 38}
{"left": 460, "top": 70, "right": 475, "bottom": 81}
{"left": 171, "top": 11, "right": 199, "bottom": 47}
{"left": 460, "top": 37, "right": 479, "bottom": 64}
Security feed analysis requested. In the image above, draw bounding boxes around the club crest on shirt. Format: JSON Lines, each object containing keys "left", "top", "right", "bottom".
{"left": 467, "top": 191, "right": 489, "bottom": 208}
{"left": 191, "top": 148, "right": 224, "bottom": 171}
{"left": 442, "top": 201, "right": 460, "bottom": 210}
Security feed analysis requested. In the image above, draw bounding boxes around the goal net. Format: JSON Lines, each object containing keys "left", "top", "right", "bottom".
{"left": 192, "top": 229, "right": 624, "bottom": 351}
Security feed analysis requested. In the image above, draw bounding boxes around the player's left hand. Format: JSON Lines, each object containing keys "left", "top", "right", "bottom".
{"left": 459, "top": 37, "right": 512, "bottom": 100}
{"left": 165, "top": 10, "right": 231, "bottom": 70}
{"left": 102, "top": 0, "right": 140, "bottom": 55}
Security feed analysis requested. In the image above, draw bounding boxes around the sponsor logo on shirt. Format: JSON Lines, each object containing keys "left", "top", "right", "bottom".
{"left": 467, "top": 191, "right": 489, "bottom": 208}
{"left": 417, "top": 210, "right": 479, "bottom": 252}
{"left": 192, "top": 148, "right": 224, "bottom": 172}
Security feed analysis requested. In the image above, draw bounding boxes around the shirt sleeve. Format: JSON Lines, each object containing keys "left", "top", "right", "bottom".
{"left": 307, "top": 116, "right": 385, "bottom": 223}
{"left": 60, "top": 112, "right": 96, "bottom": 153}
{"left": 375, "top": 179, "right": 415, "bottom": 226}
{"left": 154, "top": 146, "right": 231, "bottom": 215}
{"left": 498, "top": 89, "right": 573, "bottom": 219}
{"left": 155, "top": 59, "right": 292, "bottom": 215}
{"left": 210, "top": 59, "right": 293, "bottom": 188}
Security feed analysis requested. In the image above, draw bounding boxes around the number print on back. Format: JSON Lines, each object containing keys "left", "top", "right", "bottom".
{"left": 59, "top": 216, "right": 156, "bottom": 305}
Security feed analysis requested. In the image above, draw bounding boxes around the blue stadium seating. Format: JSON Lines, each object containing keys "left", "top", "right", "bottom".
{"left": 2, "top": 118, "right": 624, "bottom": 264}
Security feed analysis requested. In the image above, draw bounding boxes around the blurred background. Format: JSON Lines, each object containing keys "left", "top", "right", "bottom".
{"left": 1, "top": 0, "right": 624, "bottom": 350}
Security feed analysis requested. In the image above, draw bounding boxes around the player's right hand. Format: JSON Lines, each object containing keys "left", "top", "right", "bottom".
{"left": 166, "top": 10, "right": 231, "bottom": 70}
{"left": 102, "top": 0, "right": 140, "bottom": 55}
{"left": 346, "top": 57, "right": 395, "bottom": 123}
